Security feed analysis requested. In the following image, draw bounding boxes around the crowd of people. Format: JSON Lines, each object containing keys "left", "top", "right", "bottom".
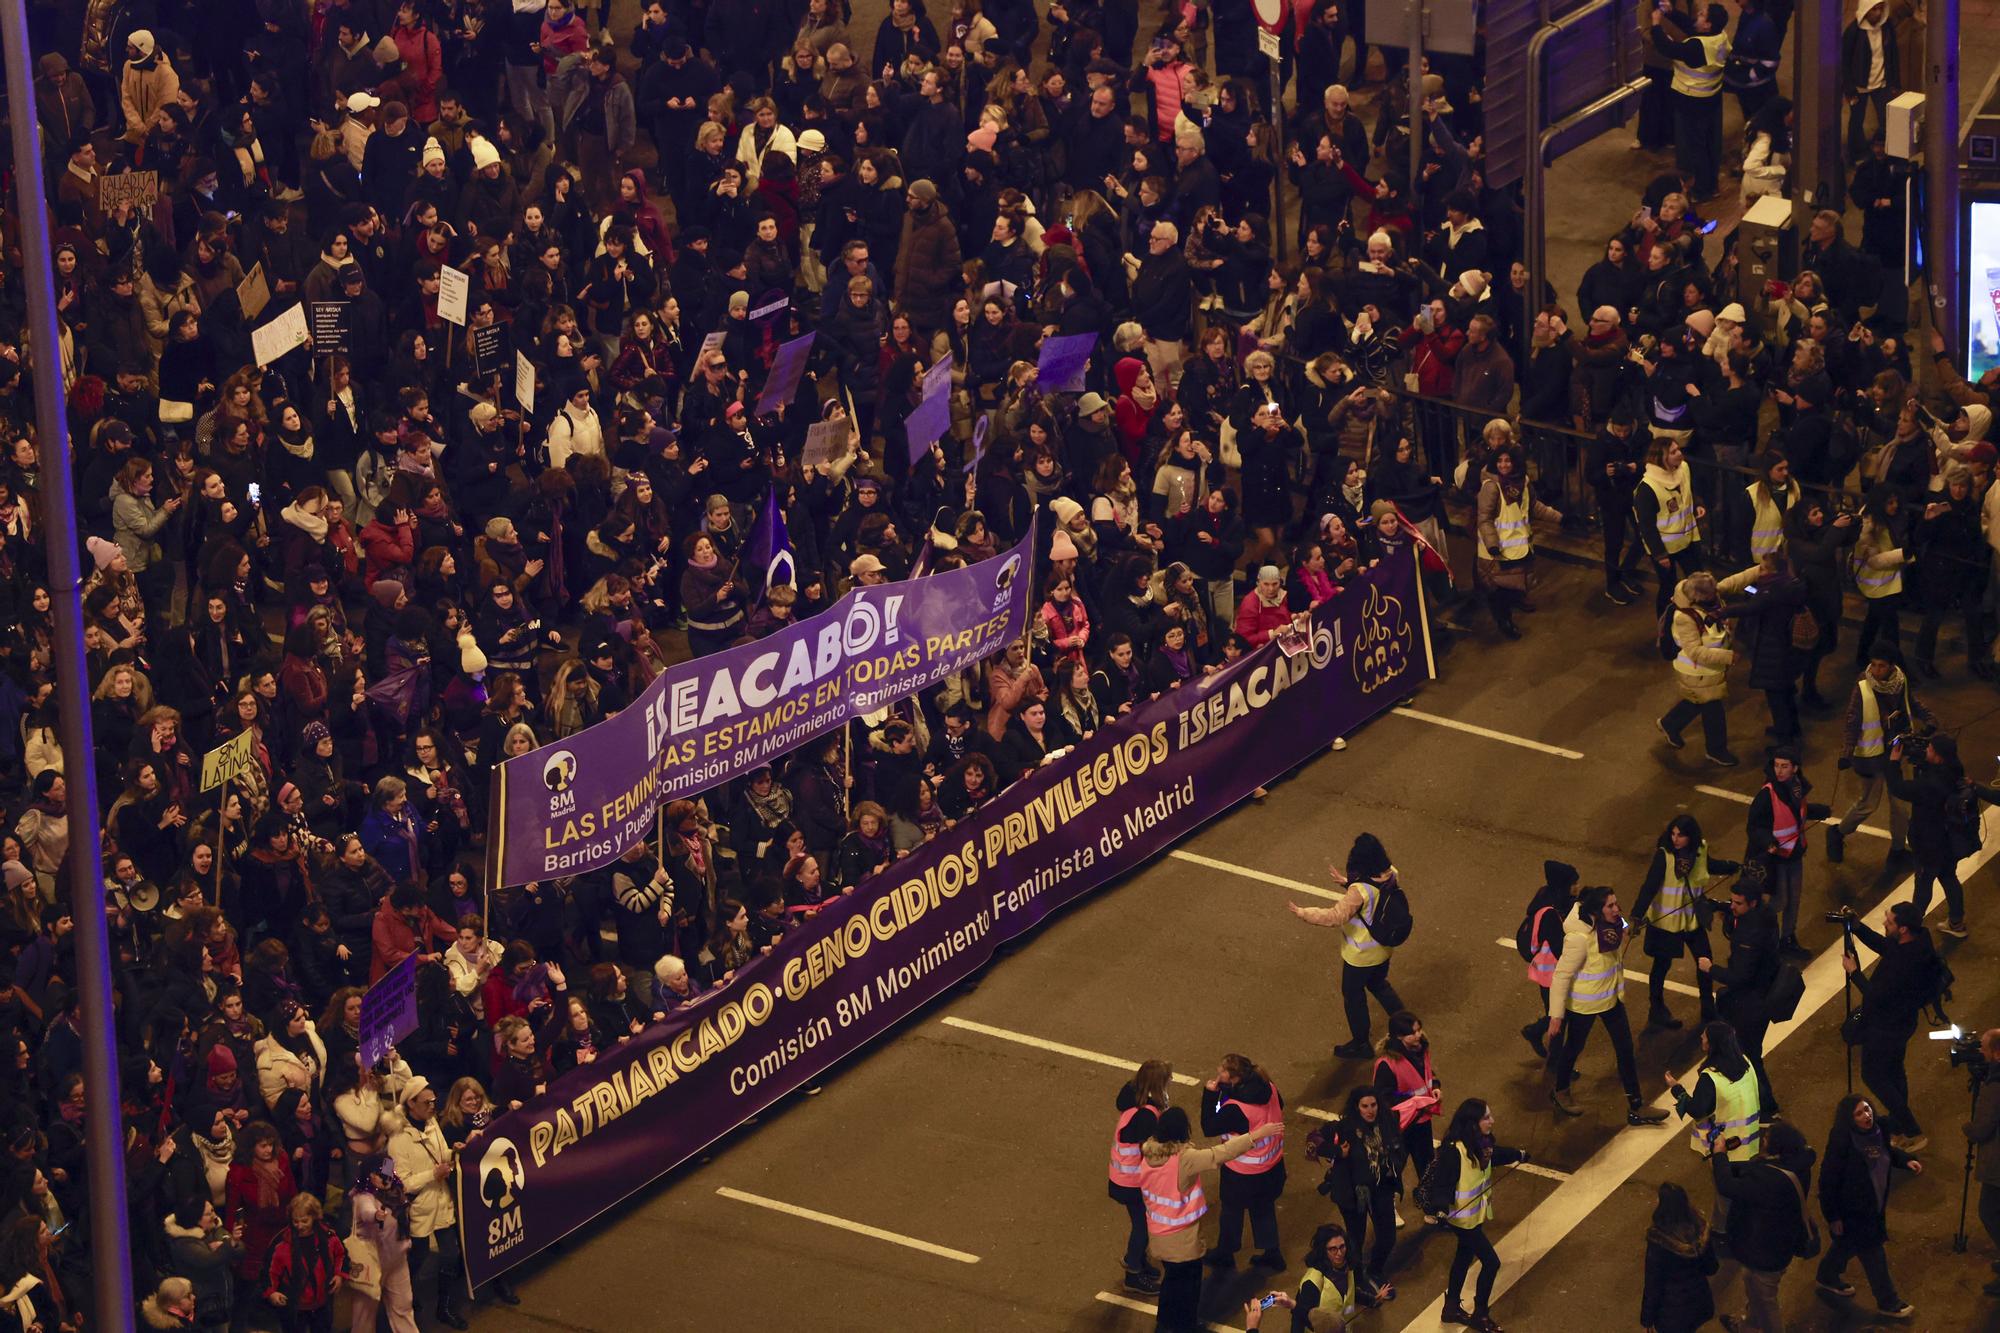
{"left": 0, "top": 0, "right": 1995, "bottom": 1326}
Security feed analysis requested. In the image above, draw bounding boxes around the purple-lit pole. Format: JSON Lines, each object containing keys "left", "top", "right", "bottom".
{"left": 0, "top": 3, "right": 137, "bottom": 1327}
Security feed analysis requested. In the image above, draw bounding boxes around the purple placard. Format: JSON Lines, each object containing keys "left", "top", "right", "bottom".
{"left": 491, "top": 523, "right": 1037, "bottom": 888}
{"left": 904, "top": 351, "right": 954, "bottom": 461}
{"left": 458, "top": 553, "right": 1433, "bottom": 1288}
{"left": 358, "top": 954, "right": 419, "bottom": 1068}
{"left": 754, "top": 332, "right": 817, "bottom": 416}
{"left": 1035, "top": 332, "right": 1097, "bottom": 393}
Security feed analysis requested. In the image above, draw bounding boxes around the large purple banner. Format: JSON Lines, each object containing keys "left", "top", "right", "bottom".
{"left": 459, "top": 554, "right": 1432, "bottom": 1285}
{"left": 490, "top": 529, "right": 1036, "bottom": 888}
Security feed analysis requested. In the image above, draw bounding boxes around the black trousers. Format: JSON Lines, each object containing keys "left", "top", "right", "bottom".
{"left": 1662, "top": 697, "right": 1730, "bottom": 755}
{"left": 1673, "top": 90, "right": 1724, "bottom": 198}
{"left": 1646, "top": 935, "right": 1715, "bottom": 1015}
{"left": 1550, "top": 1002, "right": 1641, "bottom": 1099}
{"left": 408, "top": 1225, "right": 463, "bottom": 1306}
{"left": 1155, "top": 1257, "right": 1203, "bottom": 1332}
{"left": 1763, "top": 685, "right": 1800, "bottom": 741}
{"left": 1340, "top": 1186, "right": 1399, "bottom": 1281}
{"left": 1446, "top": 1223, "right": 1500, "bottom": 1314}
{"left": 1816, "top": 1231, "right": 1901, "bottom": 1305}
{"left": 1914, "top": 856, "right": 1966, "bottom": 923}
{"left": 1341, "top": 960, "right": 1404, "bottom": 1046}
{"left": 1215, "top": 1189, "right": 1280, "bottom": 1257}
{"left": 1858, "top": 1025, "right": 1919, "bottom": 1136}
{"left": 1601, "top": 496, "right": 1642, "bottom": 590}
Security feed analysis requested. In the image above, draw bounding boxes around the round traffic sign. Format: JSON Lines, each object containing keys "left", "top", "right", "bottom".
{"left": 1252, "top": 0, "right": 1286, "bottom": 31}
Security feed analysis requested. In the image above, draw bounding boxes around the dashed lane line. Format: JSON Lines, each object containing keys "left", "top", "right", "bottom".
{"left": 1168, "top": 850, "right": 1342, "bottom": 899}
{"left": 714, "top": 1187, "right": 980, "bottom": 1263}
{"left": 1388, "top": 707, "right": 1586, "bottom": 760}
{"left": 938, "top": 1016, "right": 1336, "bottom": 1121}
{"left": 1094, "top": 1291, "right": 1243, "bottom": 1332}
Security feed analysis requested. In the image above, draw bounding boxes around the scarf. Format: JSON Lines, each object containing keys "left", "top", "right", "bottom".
{"left": 746, "top": 782, "right": 793, "bottom": 827}
{"left": 1129, "top": 380, "right": 1158, "bottom": 414}
{"left": 278, "top": 425, "right": 314, "bottom": 459}
{"left": 1341, "top": 477, "right": 1366, "bottom": 512}
{"left": 251, "top": 1153, "right": 286, "bottom": 1207}
{"left": 281, "top": 502, "right": 328, "bottom": 540}
{"left": 1160, "top": 643, "right": 1192, "bottom": 679}
{"left": 1595, "top": 914, "right": 1628, "bottom": 955}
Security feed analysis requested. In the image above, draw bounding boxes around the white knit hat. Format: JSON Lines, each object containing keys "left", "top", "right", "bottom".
{"left": 470, "top": 136, "right": 501, "bottom": 170}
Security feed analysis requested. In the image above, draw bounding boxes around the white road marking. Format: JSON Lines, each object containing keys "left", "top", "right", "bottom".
{"left": 1489, "top": 938, "right": 1699, "bottom": 998}
{"left": 1513, "top": 1161, "right": 1573, "bottom": 1182}
{"left": 1169, "top": 850, "right": 1342, "bottom": 899}
{"left": 1094, "top": 1291, "right": 1242, "bottom": 1332}
{"left": 1403, "top": 807, "right": 2000, "bottom": 1331}
{"left": 1388, "top": 707, "right": 1585, "bottom": 760}
{"left": 938, "top": 1016, "right": 1335, "bottom": 1120}
{"left": 1695, "top": 784, "right": 1889, "bottom": 839}
{"left": 715, "top": 1187, "right": 980, "bottom": 1264}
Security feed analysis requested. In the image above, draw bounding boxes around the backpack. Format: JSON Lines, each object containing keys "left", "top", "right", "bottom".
{"left": 1515, "top": 901, "right": 1556, "bottom": 961}
{"left": 1655, "top": 607, "right": 1680, "bottom": 662}
{"left": 1368, "top": 880, "right": 1414, "bottom": 948}
{"left": 1945, "top": 782, "right": 1984, "bottom": 860}
{"left": 1788, "top": 606, "right": 1821, "bottom": 652}
{"left": 1413, "top": 1141, "right": 1457, "bottom": 1218}
{"left": 1775, "top": 1166, "right": 1822, "bottom": 1259}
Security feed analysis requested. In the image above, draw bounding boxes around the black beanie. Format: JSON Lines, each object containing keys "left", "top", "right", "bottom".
{"left": 1346, "top": 833, "right": 1391, "bottom": 881}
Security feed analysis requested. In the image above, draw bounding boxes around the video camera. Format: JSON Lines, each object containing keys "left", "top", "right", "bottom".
{"left": 1931, "top": 1024, "right": 1989, "bottom": 1073}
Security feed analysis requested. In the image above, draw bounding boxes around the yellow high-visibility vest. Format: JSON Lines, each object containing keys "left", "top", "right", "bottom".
{"left": 1476, "top": 491, "right": 1533, "bottom": 562}
{"left": 1646, "top": 843, "right": 1710, "bottom": 934}
{"left": 1746, "top": 482, "right": 1788, "bottom": 557}
{"left": 1688, "top": 1065, "right": 1762, "bottom": 1161}
{"left": 1671, "top": 31, "right": 1730, "bottom": 97}
{"left": 1645, "top": 464, "right": 1698, "bottom": 554}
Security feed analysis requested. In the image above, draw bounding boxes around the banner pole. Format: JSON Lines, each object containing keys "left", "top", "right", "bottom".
{"left": 483, "top": 764, "right": 505, "bottom": 937}
{"left": 212, "top": 776, "right": 229, "bottom": 906}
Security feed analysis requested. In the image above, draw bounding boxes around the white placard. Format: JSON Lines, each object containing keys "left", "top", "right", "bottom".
{"left": 699, "top": 330, "right": 726, "bottom": 359}
{"left": 1257, "top": 26, "right": 1282, "bottom": 57}
{"left": 514, "top": 350, "right": 536, "bottom": 413}
{"left": 438, "top": 264, "right": 470, "bottom": 326}
{"left": 250, "top": 303, "right": 309, "bottom": 367}
{"left": 802, "top": 419, "right": 845, "bottom": 467}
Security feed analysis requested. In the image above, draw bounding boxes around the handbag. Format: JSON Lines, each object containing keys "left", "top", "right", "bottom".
{"left": 159, "top": 399, "right": 195, "bottom": 423}
{"left": 1218, "top": 415, "right": 1241, "bottom": 469}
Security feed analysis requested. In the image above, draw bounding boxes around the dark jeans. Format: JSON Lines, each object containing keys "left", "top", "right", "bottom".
{"left": 408, "top": 1224, "right": 464, "bottom": 1306}
{"left": 1654, "top": 546, "right": 1705, "bottom": 615}
{"left": 1916, "top": 601, "right": 1987, "bottom": 668}
{"left": 1446, "top": 1223, "right": 1500, "bottom": 1314}
{"left": 1600, "top": 492, "right": 1643, "bottom": 589}
{"left": 1647, "top": 936, "right": 1715, "bottom": 1015}
{"left": 1215, "top": 1190, "right": 1280, "bottom": 1257}
{"left": 1550, "top": 1002, "right": 1642, "bottom": 1099}
{"left": 1115, "top": 1190, "right": 1148, "bottom": 1272}
{"left": 1662, "top": 697, "right": 1730, "bottom": 755}
{"left": 1763, "top": 685, "right": 1800, "bottom": 741}
{"left": 1816, "top": 1231, "right": 1900, "bottom": 1305}
{"left": 1858, "top": 1025, "right": 1920, "bottom": 1136}
{"left": 1340, "top": 1185, "right": 1399, "bottom": 1281}
{"left": 1854, "top": 594, "right": 1901, "bottom": 665}
{"left": 1156, "top": 1257, "right": 1203, "bottom": 1331}
{"left": 1914, "top": 857, "right": 1966, "bottom": 923}
{"left": 1673, "top": 90, "right": 1724, "bottom": 197}
{"left": 1846, "top": 88, "right": 1894, "bottom": 160}
{"left": 1403, "top": 1126, "right": 1435, "bottom": 1198}
{"left": 1341, "top": 961, "right": 1404, "bottom": 1046}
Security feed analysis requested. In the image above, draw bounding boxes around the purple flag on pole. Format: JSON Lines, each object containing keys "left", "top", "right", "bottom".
{"left": 744, "top": 486, "right": 795, "bottom": 589}
{"left": 1035, "top": 332, "right": 1097, "bottom": 393}
{"left": 905, "top": 351, "right": 954, "bottom": 462}
{"left": 359, "top": 954, "right": 419, "bottom": 1067}
{"left": 755, "top": 332, "right": 817, "bottom": 415}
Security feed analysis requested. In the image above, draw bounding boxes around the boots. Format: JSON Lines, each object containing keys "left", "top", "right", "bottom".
{"left": 491, "top": 1277, "right": 521, "bottom": 1306}
{"left": 1778, "top": 934, "right": 1810, "bottom": 960}
{"left": 1628, "top": 1098, "right": 1669, "bottom": 1125}
{"left": 1520, "top": 1020, "right": 1547, "bottom": 1057}
{"left": 1826, "top": 826, "right": 1845, "bottom": 864}
{"left": 1644, "top": 1003, "right": 1682, "bottom": 1031}
{"left": 434, "top": 1296, "right": 469, "bottom": 1331}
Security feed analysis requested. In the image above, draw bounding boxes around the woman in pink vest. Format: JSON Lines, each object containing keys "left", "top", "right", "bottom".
{"left": 1372, "top": 1011, "right": 1444, "bottom": 1215}
{"left": 1139, "top": 1106, "right": 1284, "bottom": 1333}
{"left": 1109, "top": 1060, "right": 1174, "bottom": 1294}
{"left": 1199, "top": 1053, "right": 1287, "bottom": 1271}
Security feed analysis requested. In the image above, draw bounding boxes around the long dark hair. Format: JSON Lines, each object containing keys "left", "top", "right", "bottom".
{"left": 1441, "top": 1098, "right": 1493, "bottom": 1164}
{"left": 1700, "top": 1019, "right": 1749, "bottom": 1080}
{"left": 1650, "top": 1181, "right": 1705, "bottom": 1242}
{"left": 1658, "top": 812, "right": 1702, "bottom": 853}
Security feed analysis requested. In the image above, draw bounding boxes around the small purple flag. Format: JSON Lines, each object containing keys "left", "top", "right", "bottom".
{"left": 1035, "top": 332, "right": 1097, "bottom": 393}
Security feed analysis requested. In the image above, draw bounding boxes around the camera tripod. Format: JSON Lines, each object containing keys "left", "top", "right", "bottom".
{"left": 1951, "top": 1053, "right": 1989, "bottom": 1253}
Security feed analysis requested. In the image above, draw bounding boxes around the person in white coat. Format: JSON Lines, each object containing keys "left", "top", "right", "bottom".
{"left": 345, "top": 1152, "right": 421, "bottom": 1333}
{"left": 389, "top": 1077, "right": 468, "bottom": 1328}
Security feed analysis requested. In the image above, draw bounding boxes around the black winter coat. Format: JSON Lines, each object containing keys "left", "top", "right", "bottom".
{"left": 1817, "top": 1123, "right": 1915, "bottom": 1247}
{"left": 1712, "top": 1148, "right": 1816, "bottom": 1272}
{"left": 1721, "top": 570, "right": 1808, "bottom": 691}
{"left": 1639, "top": 1226, "right": 1719, "bottom": 1332}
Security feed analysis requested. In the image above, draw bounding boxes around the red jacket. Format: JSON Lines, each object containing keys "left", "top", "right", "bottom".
{"left": 358, "top": 517, "right": 416, "bottom": 587}
{"left": 263, "top": 1220, "right": 348, "bottom": 1310}
{"left": 224, "top": 1158, "right": 298, "bottom": 1281}
{"left": 1398, "top": 322, "right": 1466, "bottom": 398}
{"left": 370, "top": 899, "right": 454, "bottom": 982}
{"left": 1235, "top": 590, "right": 1292, "bottom": 647}
{"left": 390, "top": 24, "right": 443, "bottom": 122}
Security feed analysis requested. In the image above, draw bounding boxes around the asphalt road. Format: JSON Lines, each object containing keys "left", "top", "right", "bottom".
{"left": 469, "top": 548, "right": 2000, "bottom": 1333}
